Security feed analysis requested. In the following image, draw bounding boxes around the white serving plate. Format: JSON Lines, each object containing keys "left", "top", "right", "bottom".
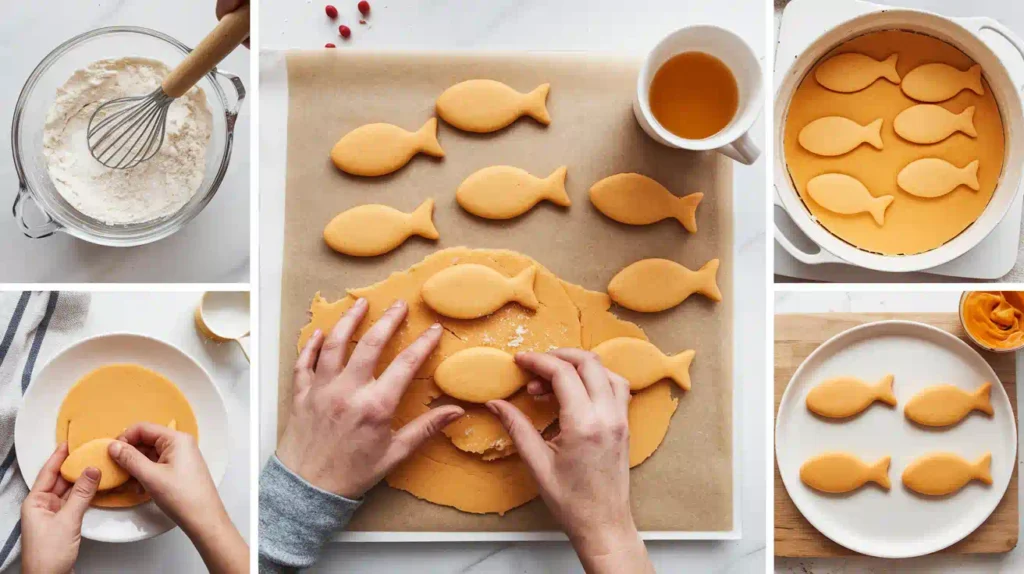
{"left": 775, "top": 320, "right": 1017, "bottom": 558}
{"left": 14, "top": 333, "right": 230, "bottom": 543}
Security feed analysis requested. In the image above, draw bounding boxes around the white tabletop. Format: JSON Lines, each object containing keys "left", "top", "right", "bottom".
{"left": 259, "top": 0, "right": 767, "bottom": 571}
{"left": 775, "top": 290, "right": 1024, "bottom": 572}
{"left": 0, "top": 0, "right": 250, "bottom": 283}
{"left": 10, "top": 291, "right": 251, "bottom": 572}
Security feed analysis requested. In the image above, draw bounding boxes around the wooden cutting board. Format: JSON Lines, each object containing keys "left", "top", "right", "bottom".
{"left": 774, "top": 313, "right": 1019, "bottom": 557}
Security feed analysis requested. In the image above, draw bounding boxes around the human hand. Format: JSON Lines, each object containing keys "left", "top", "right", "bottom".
{"left": 215, "top": 0, "right": 250, "bottom": 48}
{"left": 20, "top": 443, "right": 99, "bottom": 574}
{"left": 276, "top": 298, "right": 464, "bottom": 499}
{"left": 487, "top": 349, "right": 653, "bottom": 574}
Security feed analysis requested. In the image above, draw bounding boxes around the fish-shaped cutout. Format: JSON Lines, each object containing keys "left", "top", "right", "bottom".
{"left": 436, "top": 80, "right": 551, "bottom": 133}
{"left": 589, "top": 173, "right": 703, "bottom": 233}
{"left": 904, "top": 382, "right": 993, "bottom": 427}
{"left": 807, "top": 173, "right": 894, "bottom": 226}
{"left": 902, "top": 452, "right": 992, "bottom": 496}
{"left": 422, "top": 264, "right": 540, "bottom": 319}
{"left": 805, "top": 374, "right": 897, "bottom": 419}
{"left": 323, "top": 198, "right": 439, "bottom": 257}
{"left": 800, "top": 453, "right": 891, "bottom": 493}
{"left": 894, "top": 105, "right": 977, "bottom": 144}
{"left": 330, "top": 118, "right": 445, "bottom": 177}
{"left": 434, "top": 347, "right": 531, "bottom": 403}
{"left": 592, "top": 337, "right": 696, "bottom": 391}
{"left": 798, "top": 117, "right": 883, "bottom": 157}
{"left": 897, "top": 158, "right": 979, "bottom": 198}
{"left": 456, "top": 166, "right": 570, "bottom": 220}
{"left": 901, "top": 63, "right": 984, "bottom": 103}
{"left": 60, "top": 438, "right": 130, "bottom": 491}
{"left": 815, "top": 53, "right": 901, "bottom": 93}
{"left": 608, "top": 258, "right": 721, "bottom": 313}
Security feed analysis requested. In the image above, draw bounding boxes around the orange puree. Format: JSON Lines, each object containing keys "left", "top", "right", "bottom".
{"left": 961, "top": 291, "right": 1024, "bottom": 349}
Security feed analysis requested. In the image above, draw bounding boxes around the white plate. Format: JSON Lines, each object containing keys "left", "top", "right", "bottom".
{"left": 14, "top": 333, "right": 230, "bottom": 543}
{"left": 775, "top": 320, "right": 1017, "bottom": 558}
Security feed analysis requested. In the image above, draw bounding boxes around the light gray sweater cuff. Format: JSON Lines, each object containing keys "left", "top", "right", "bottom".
{"left": 258, "top": 455, "right": 361, "bottom": 572}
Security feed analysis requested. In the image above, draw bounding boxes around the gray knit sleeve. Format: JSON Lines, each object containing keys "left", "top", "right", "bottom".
{"left": 258, "top": 455, "right": 362, "bottom": 572}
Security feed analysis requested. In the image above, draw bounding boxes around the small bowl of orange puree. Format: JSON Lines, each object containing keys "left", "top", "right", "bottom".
{"left": 959, "top": 291, "right": 1024, "bottom": 352}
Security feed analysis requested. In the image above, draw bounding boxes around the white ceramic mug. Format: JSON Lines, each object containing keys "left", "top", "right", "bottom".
{"left": 633, "top": 25, "right": 763, "bottom": 165}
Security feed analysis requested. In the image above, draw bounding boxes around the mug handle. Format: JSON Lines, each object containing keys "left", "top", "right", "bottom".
{"left": 717, "top": 132, "right": 761, "bottom": 165}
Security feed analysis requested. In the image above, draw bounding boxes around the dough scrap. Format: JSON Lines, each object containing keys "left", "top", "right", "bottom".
{"left": 805, "top": 374, "right": 896, "bottom": 419}
{"left": 806, "top": 173, "right": 894, "bottom": 226}
{"left": 894, "top": 104, "right": 976, "bottom": 144}
{"left": 904, "top": 382, "right": 993, "bottom": 427}
{"left": 814, "top": 53, "right": 900, "bottom": 93}
{"left": 800, "top": 453, "right": 891, "bottom": 493}
{"left": 422, "top": 264, "right": 539, "bottom": 320}
{"left": 456, "top": 166, "right": 570, "bottom": 220}
{"left": 434, "top": 347, "right": 531, "bottom": 403}
{"left": 330, "top": 118, "right": 444, "bottom": 177}
{"left": 588, "top": 173, "right": 703, "bottom": 233}
{"left": 592, "top": 337, "right": 694, "bottom": 391}
{"left": 902, "top": 452, "right": 992, "bottom": 496}
{"left": 60, "top": 438, "right": 130, "bottom": 491}
{"left": 436, "top": 80, "right": 551, "bottom": 133}
{"left": 896, "top": 158, "right": 979, "bottom": 198}
{"left": 296, "top": 247, "right": 679, "bottom": 514}
{"left": 901, "top": 63, "right": 984, "bottom": 103}
{"left": 323, "top": 198, "right": 439, "bottom": 257}
{"left": 798, "top": 117, "right": 883, "bottom": 157}
{"left": 608, "top": 258, "right": 721, "bottom": 313}
{"left": 441, "top": 392, "right": 559, "bottom": 460}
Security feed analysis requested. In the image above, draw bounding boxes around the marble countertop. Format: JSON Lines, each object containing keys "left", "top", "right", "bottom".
{"left": 259, "top": 0, "right": 767, "bottom": 572}
{"left": 0, "top": 0, "right": 250, "bottom": 283}
{"left": 774, "top": 290, "right": 1024, "bottom": 573}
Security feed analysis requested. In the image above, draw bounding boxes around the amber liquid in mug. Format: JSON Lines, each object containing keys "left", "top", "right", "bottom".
{"left": 649, "top": 51, "right": 739, "bottom": 140}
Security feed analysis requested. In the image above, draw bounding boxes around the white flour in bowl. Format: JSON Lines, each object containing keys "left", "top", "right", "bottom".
{"left": 42, "top": 57, "right": 212, "bottom": 225}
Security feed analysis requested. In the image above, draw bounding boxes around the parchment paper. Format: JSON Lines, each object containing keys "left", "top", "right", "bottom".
{"left": 277, "top": 51, "right": 734, "bottom": 532}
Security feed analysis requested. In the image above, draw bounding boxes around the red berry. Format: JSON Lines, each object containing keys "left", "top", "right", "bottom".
{"left": 339, "top": 25, "right": 351, "bottom": 38}
{"left": 358, "top": 1, "right": 370, "bottom": 15}
{"left": 325, "top": 5, "right": 338, "bottom": 18}
{"left": 325, "top": 43, "right": 336, "bottom": 48}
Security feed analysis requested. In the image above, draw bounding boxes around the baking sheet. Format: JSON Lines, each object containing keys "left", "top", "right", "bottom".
{"left": 276, "top": 51, "right": 734, "bottom": 534}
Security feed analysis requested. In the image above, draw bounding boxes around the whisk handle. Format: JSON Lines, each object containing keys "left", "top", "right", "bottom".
{"left": 162, "top": 3, "right": 251, "bottom": 98}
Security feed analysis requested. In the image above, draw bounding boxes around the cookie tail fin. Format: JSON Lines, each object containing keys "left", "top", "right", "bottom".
{"left": 510, "top": 266, "right": 540, "bottom": 311}
{"left": 875, "top": 374, "right": 897, "bottom": 406}
{"left": 694, "top": 259, "right": 723, "bottom": 302}
{"left": 667, "top": 349, "right": 695, "bottom": 391}
{"left": 870, "top": 456, "right": 892, "bottom": 489}
{"left": 543, "top": 166, "right": 571, "bottom": 206}
{"left": 869, "top": 195, "right": 894, "bottom": 226}
{"left": 960, "top": 106, "right": 978, "bottom": 137}
{"left": 674, "top": 192, "right": 704, "bottom": 233}
{"left": 865, "top": 118, "right": 884, "bottom": 149}
{"left": 417, "top": 118, "right": 445, "bottom": 157}
{"left": 973, "top": 453, "right": 993, "bottom": 485}
{"left": 963, "top": 160, "right": 981, "bottom": 191}
{"left": 968, "top": 64, "right": 985, "bottom": 95}
{"left": 410, "top": 198, "right": 440, "bottom": 240}
{"left": 524, "top": 83, "right": 551, "bottom": 125}
{"left": 974, "top": 382, "right": 994, "bottom": 416}
{"left": 882, "top": 53, "right": 901, "bottom": 84}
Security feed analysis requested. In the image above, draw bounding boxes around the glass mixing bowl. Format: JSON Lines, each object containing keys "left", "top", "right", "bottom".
{"left": 11, "top": 26, "right": 245, "bottom": 246}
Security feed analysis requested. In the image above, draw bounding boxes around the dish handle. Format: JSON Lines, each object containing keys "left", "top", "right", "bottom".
{"left": 962, "top": 17, "right": 1024, "bottom": 92}
{"left": 12, "top": 185, "right": 61, "bottom": 239}
{"left": 773, "top": 187, "right": 843, "bottom": 265}
{"left": 215, "top": 69, "right": 246, "bottom": 132}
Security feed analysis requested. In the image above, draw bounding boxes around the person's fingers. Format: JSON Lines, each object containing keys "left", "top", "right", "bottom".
{"left": 376, "top": 323, "right": 442, "bottom": 405}
{"left": 549, "top": 348, "right": 614, "bottom": 404}
{"left": 294, "top": 329, "right": 324, "bottom": 394}
{"left": 52, "top": 476, "right": 73, "bottom": 499}
{"left": 315, "top": 298, "right": 368, "bottom": 381}
{"left": 31, "top": 443, "right": 70, "bottom": 494}
{"left": 108, "top": 441, "right": 160, "bottom": 484}
{"left": 121, "top": 422, "right": 177, "bottom": 451}
{"left": 59, "top": 467, "right": 100, "bottom": 525}
{"left": 215, "top": 0, "right": 247, "bottom": 20}
{"left": 606, "top": 369, "right": 632, "bottom": 409}
{"left": 380, "top": 405, "right": 464, "bottom": 473}
{"left": 344, "top": 300, "right": 408, "bottom": 383}
{"left": 525, "top": 379, "right": 550, "bottom": 395}
{"left": 486, "top": 400, "right": 553, "bottom": 479}
{"left": 514, "top": 352, "right": 589, "bottom": 410}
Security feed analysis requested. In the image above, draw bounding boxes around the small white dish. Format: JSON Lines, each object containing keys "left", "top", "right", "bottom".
{"left": 775, "top": 320, "right": 1017, "bottom": 558}
{"left": 14, "top": 333, "right": 230, "bottom": 543}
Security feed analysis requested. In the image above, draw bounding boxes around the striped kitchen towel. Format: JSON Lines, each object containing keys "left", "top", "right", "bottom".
{"left": 0, "top": 292, "right": 90, "bottom": 572}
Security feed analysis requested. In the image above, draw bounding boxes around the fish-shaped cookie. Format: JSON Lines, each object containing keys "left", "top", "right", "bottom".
{"left": 456, "top": 165, "right": 570, "bottom": 220}
{"left": 436, "top": 80, "right": 551, "bottom": 133}
{"left": 330, "top": 118, "right": 445, "bottom": 177}
{"left": 434, "top": 347, "right": 531, "bottom": 403}
{"left": 806, "top": 173, "right": 894, "bottom": 226}
{"left": 897, "top": 158, "right": 979, "bottom": 198}
{"left": 591, "top": 337, "right": 695, "bottom": 391}
{"left": 421, "top": 264, "right": 540, "bottom": 319}
{"left": 589, "top": 173, "right": 703, "bottom": 233}
{"left": 815, "top": 53, "right": 900, "bottom": 93}
{"left": 902, "top": 452, "right": 992, "bottom": 496}
{"left": 904, "top": 382, "right": 993, "bottom": 427}
{"left": 805, "top": 374, "right": 897, "bottom": 419}
{"left": 61, "top": 438, "right": 130, "bottom": 491}
{"left": 323, "top": 198, "right": 439, "bottom": 257}
{"left": 798, "top": 117, "right": 883, "bottom": 157}
{"left": 894, "top": 105, "right": 977, "bottom": 144}
{"left": 800, "top": 453, "right": 891, "bottom": 493}
{"left": 608, "top": 258, "right": 721, "bottom": 313}
{"left": 901, "top": 63, "right": 984, "bottom": 103}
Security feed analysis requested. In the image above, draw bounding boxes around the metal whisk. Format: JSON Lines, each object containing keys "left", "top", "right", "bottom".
{"left": 87, "top": 4, "right": 250, "bottom": 169}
